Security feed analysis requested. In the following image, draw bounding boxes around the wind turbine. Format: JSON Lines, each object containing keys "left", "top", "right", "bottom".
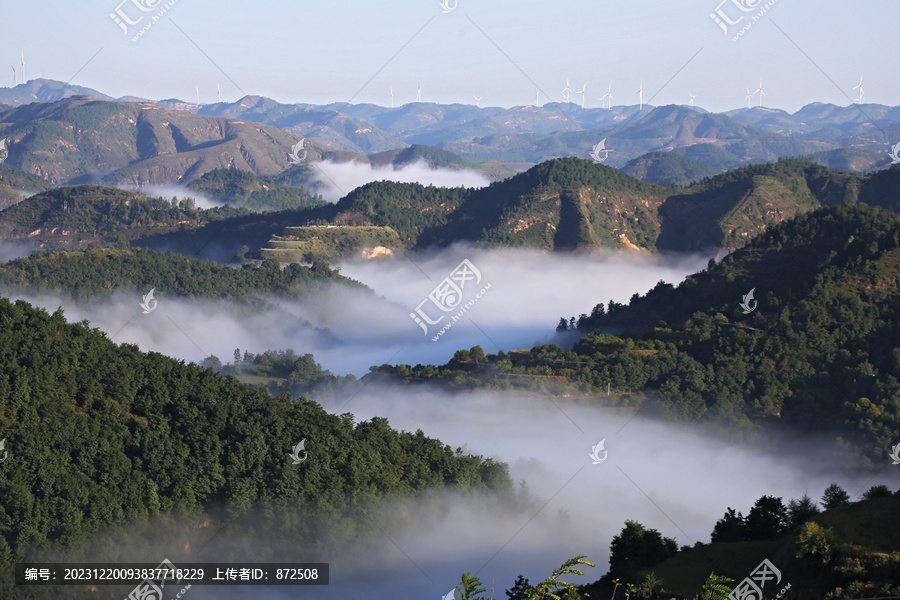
{"left": 575, "top": 83, "right": 587, "bottom": 108}
{"left": 217, "top": 83, "right": 221, "bottom": 103}
{"left": 637, "top": 79, "right": 643, "bottom": 111}
{"left": 744, "top": 86, "right": 753, "bottom": 108}
{"left": 754, "top": 78, "right": 765, "bottom": 108}
{"left": 688, "top": 92, "right": 697, "bottom": 107}
{"left": 417, "top": 84, "right": 421, "bottom": 102}
{"left": 195, "top": 86, "right": 200, "bottom": 104}
{"left": 535, "top": 88, "right": 540, "bottom": 107}
{"left": 11, "top": 66, "right": 16, "bottom": 86}
{"left": 599, "top": 84, "right": 613, "bottom": 109}
{"left": 562, "top": 77, "right": 572, "bottom": 103}
{"left": 473, "top": 95, "right": 482, "bottom": 108}
{"left": 21, "top": 52, "right": 25, "bottom": 84}
{"left": 390, "top": 87, "right": 394, "bottom": 108}
{"left": 852, "top": 76, "right": 864, "bottom": 104}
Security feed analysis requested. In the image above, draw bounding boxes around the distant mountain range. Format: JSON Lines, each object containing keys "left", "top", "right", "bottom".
{"left": 1, "top": 80, "right": 899, "bottom": 189}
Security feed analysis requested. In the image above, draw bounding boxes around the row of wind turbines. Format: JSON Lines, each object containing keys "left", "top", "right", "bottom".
{"left": 401, "top": 75, "right": 870, "bottom": 111}
{"left": 10, "top": 52, "right": 25, "bottom": 86}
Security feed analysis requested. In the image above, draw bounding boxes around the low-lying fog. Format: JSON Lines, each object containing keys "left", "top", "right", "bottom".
{"left": 10, "top": 246, "right": 710, "bottom": 376}
{"left": 11, "top": 246, "right": 896, "bottom": 599}
{"left": 309, "top": 159, "right": 493, "bottom": 202}
{"left": 134, "top": 159, "right": 492, "bottom": 208}
{"left": 170, "top": 385, "right": 879, "bottom": 600}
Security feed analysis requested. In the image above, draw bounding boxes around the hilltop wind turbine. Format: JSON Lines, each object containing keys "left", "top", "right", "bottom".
{"left": 562, "top": 77, "right": 572, "bottom": 103}
{"left": 21, "top": 52, "right": 25, "bottom": 84}
{"left": 390, "top": 87, "right": 394, "bottom": 108}
{"left": 754, "top": 78, "right": 765, "bottom": 108}
{"left": 417, "top": 83, "right": 421, "bottom": 102}
{"left": 637, "top": 79, "right": 643, "bottom": 111}
{"left": 11, "top": 66, "right": 16, "bottom": 86}
{"left": 744, "top": 86, "right": 753, "bottom": 108}
{"left": 688, "top": 92, "right": 697, "bottom": 106}
{"left": 600, "top": 84, "right": 613, "bottom": 109}
{"left": 195, "top": 86, "right": 200, "bottom": 104}
{"left": 535, "top": 88, "right": 540, "bottom": 107}
{"left": 473, "top": 95, "right": 482, "bottom": 108}
{"left": 575, "top": 83, "right": 587, "bottom": 108}
{"left": 852, "top": 76, "right": 864, "bottom": 104}
{"left": 217, "top": 83, "right": 221, "bottom": 103}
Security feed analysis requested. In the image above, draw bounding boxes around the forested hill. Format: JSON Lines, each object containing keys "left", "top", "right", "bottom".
{"left": 0, "top": 247, "right": 363, "bottom": 304}
{"left": 0, "top": 163, "right": 54, "bottom": 209}
{"left": 212, "top": 158, "right": 899, "bottom": 260}
{"left": 0, "top": 185, "right": 250, "bottom": 248}
{"left": 376, "top": 204, "right": 900, "bottom": 467}
{"left": 0, "top": 295, "right": 510, "bottom": 590}
{"left": 1, "top": 159, "right": 896, "bottom": 260}
{"left": 186, "top": 167, "right": 327, "bottom": 212}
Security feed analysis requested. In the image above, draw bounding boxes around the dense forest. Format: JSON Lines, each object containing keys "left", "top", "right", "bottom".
{"left": 0, "top": 247, "right": 362, "bottom": 306}
{"left": 375, "top": 204, "right": 900, "bottom": 467}
{"left": 186, "top": 167, "right": 327, "bottom": 212}
{"left": 0, "top": 185, "right": 249, "bottom": 239}
{"left": 0, "top": 295, "right": 511, "bottom": 598}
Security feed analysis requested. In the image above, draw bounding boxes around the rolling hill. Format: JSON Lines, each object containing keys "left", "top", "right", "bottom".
{"left": 2, "top": 159, "right": 895, "bottom": 262}
{"left": 622, "top": 150, "right": 722, "bottom": 185}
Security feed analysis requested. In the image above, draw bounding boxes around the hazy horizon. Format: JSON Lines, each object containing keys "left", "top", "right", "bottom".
{"left": 1, "top": 1, "right": 897, "bottom": 114}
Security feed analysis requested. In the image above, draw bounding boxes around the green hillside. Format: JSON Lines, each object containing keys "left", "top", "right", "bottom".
{"left": 0, "top": 164, "right": 53, "bottom": 209}
{"left": 656, "top": 158, "right": 861, "bottom": 251}
{"left": 0, "top": 185, "right": 248, "bottom": 248}
{"left": 259, "top": 225, "right": 403, "bottom": 261}
{"left": 419, "top": 157, "right": 666, "bottom": 251}
{"left": 8, "top": 158, "right": 891, "bottom": 261}
{"left": 376, "top": 204, "right": 900, "bottom": 466}
{"left": 0, "top": 294, "right": 510, "bottom": 598}
{"left": 622, "top": 150, "right": 722, "bottom": 185}
{"left": 628, "top": 496, "right": 900, "bottom": 599}
{"left": 186, "top": 167, "right": 327, "bottom": 211}
{"left": 0, "top": 246, "right": 362, "bottom": 304}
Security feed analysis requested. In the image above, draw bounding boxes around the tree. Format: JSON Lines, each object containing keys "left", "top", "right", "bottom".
{"left": 609, "top": 521, "right": 678, "bottom": 580}
{"left": 506, "top": 575, "right": 533, "bottom": 600}
{"left": 794, "top": 521, "right": 832, "bottom": 563}
{"left": 523, "top": 555, "right": 594, "bottom": 600}
{"left": 557, "top": 318, "right": 569, "bottom": 332}
{"left": 456, "top": 572, "right": 487, "bottom": 600}
{"left": 787, "top": 494, "right": 820, "bottom": 530}
{"left": 862, "top": 484, "right": 892, "bottom": 499}
{"left": 453, "top": 349, "right": 472, "bottom": 362}
{"left": 470, "top": 346, "right": 486, "bottom": 361}
{"left": 696, "top": 572, "right": 734, "bottom": 600}
{"left": 745, "top": 496, "right": 787, "bottom": 540}
{"left": 821, "top": 483, "right": 850, "bottom": 510}
{"left": 710, "top": 507, "right": 745, "bottom": 543}
{"left": 633, "top": 572, "right": 664, "bottom": 599}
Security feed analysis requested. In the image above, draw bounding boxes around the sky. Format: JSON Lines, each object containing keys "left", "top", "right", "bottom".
{"left": 0, "top": 0, "right": 897, "bottom": 114}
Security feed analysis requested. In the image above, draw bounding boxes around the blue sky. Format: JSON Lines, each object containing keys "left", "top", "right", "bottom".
{"left": 1, "top": 0, "right": 896, "bottom": 113}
